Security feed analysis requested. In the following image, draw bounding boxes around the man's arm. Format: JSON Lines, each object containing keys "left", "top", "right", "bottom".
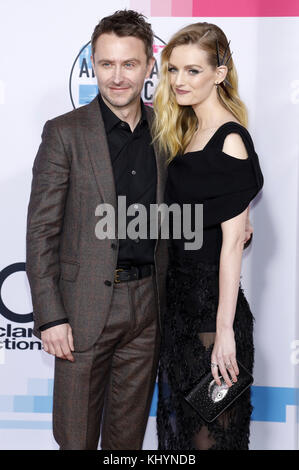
{"left": 26, "top": 119, "right": 74, "bottom": 360}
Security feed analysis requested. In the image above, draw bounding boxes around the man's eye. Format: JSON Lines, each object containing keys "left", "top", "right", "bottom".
{"left": 102, "top": 63, "right": 111, "bottom": 68}
{"left": 125, "top": 63, "right": 134, "bottom": 68}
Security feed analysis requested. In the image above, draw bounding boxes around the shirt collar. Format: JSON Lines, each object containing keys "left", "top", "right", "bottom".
{"left": 98, "top": 93, "right": 147, "bottom": 133}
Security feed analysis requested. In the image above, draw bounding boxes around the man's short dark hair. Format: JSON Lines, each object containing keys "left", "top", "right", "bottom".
{"left": 91, "top": 9, "right": 154, "bottom": 62}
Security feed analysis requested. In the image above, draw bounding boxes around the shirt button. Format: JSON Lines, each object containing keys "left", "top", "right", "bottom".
{"left": 131, "top": 170, "right": 136, "bottom": 175}
{"left": 104, "top": 280, "right": 112, "bottom": 286}
{"left": 120, "top": 122, "right": 126, "bottom": 128}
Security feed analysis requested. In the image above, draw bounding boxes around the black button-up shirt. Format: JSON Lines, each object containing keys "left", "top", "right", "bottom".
{"left": 98, "top": 93, "right": 157, "bottom": 267}
{"left": 39, "top": 94, "right": 157, "bottom": 331}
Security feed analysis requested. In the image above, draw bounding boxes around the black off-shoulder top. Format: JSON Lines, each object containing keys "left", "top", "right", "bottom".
{"left": 165, "top": 121, "right": 264, "bottom": 265}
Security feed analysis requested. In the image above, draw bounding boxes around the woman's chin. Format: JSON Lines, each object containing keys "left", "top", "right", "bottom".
{"left": 175, "top": 96, "right": 193, "bottom": 106}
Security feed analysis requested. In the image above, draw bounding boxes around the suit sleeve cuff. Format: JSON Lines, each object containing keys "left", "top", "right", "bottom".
{"left": 39, "top": 318, "right": 69, "bottom": 331}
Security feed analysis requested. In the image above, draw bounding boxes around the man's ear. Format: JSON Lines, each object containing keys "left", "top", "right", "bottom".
{"left": 91, "top": 55, "right": 95, "bottom": 73}
{"left": 146, "top": 56, "right": 156, "bottom": 79}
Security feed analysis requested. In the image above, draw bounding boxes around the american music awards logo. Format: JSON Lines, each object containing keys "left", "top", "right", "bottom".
{"left": 0, "top": 263, "right": 40, "bottom": 354}
{"left": 69, "top": 35, "right": 166, "bottom": 109}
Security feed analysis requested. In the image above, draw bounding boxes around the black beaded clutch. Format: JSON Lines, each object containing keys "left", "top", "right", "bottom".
{"left": 183, "top": 360, "right": 253, "bottom": 423}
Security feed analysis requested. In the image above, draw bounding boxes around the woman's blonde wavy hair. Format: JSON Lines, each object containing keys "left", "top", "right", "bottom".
{"left": 152, "top": 22, "right": 248, "bottom": 164}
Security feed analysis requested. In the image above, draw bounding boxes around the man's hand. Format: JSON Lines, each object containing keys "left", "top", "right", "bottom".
{"left": 41, "top": 323, "right": 75, "bottom": 362}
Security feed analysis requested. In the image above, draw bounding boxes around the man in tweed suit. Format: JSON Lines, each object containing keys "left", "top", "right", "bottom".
{"left": 26, "top": 10, "right": 168, "bottom": 450}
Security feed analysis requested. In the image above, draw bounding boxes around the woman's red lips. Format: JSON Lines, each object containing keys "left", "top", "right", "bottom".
{"left": 175, "top": 88, "right": 190, "bottom": 95}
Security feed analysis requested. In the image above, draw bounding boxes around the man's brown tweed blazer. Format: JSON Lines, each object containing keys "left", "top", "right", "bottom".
{"left": 26, "top": 96, "right": 168, "bottom": 351}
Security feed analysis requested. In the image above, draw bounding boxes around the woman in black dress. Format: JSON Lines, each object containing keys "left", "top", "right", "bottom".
{"left": 152, "top": 22, "right": 264, "bottom": 450}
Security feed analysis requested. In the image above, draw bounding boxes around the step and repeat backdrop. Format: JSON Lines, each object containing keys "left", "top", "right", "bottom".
{"left": 0, "top": 0, "right": 299, "bottom": 450}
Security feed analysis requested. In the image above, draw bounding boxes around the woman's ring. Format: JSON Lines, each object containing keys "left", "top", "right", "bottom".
{"left": 225, "top": 362, "right": 232, "bottom": 369}
{"left": 211, "top": 362, "right": 218, "bottom": 368}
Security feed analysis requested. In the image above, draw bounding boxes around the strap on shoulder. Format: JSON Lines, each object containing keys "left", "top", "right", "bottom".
{"left": 210, "top": 122, "right": 255, "bottom": 156}
{"left": 213, "top": 122, "right": 264, "bottom": 189}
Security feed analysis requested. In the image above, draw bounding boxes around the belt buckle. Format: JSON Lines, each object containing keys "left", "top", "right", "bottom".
{"left": 114, "top": 268, "right": 124, "bottom": 283}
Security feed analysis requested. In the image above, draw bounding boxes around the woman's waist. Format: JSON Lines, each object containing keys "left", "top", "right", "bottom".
{"left": 168, "top": 242, "right": 220, "bottom": 272}
{"left": 168, "top": 250, "right": 219, "bottom": 276}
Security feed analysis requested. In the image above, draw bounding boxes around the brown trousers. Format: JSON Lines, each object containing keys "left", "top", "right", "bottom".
{"left": 52, "top": 272, "right": 160, "bottom": 450}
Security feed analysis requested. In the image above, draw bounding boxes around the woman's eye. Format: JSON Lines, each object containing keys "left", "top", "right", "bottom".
{"left": 168, "top": 67, "right": 177, "bottom": 73}
{"left": 189, "top": 69, "right": 200, "bottom": 75}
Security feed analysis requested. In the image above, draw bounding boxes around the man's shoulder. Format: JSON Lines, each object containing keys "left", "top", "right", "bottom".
{"left": 144, "top": 104, "right": 154, "bottom": 130}
{"left": 46, "top": 97, "right": 99, "bottom": 130}
{"left": 144, "top": 104, "right": 154, "bottom": 118}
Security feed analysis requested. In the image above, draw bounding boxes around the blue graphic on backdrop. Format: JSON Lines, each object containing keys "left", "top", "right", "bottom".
{"left": 79, "top": 43, "right": 92, "bottom": 69}
{"left": 0, "top": 379, "right": 298, "bottom": 429}
{"left": 79, "top": 85, "right": 99, "bottom": 105}
{"left": 77, "top": 44, "right": 98, "bottom": 105}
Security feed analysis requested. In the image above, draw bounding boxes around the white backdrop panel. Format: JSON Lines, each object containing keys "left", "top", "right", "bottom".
{"left": 0, "top": 0, "right": 298, "bottom": 450}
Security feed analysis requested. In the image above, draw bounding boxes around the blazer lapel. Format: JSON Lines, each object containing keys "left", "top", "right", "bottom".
{"left": 81, "top": 96, "right": 116, "bottom": 209}
{"left": 80, "top": 98, "right": 167, "bottom": 235}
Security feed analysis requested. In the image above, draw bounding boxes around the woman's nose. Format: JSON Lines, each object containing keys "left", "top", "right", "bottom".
{"left": 174, "top": 70, "right": 185, "bottom": 86}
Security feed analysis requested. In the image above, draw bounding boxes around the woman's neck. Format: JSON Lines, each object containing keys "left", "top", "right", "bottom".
{"left": 192, "top": 96, "right": 233, "bottom": 130}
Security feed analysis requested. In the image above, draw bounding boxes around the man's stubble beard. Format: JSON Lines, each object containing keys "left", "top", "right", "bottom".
{"left": 101, "top": 87, "right": 142, "bottom": 110}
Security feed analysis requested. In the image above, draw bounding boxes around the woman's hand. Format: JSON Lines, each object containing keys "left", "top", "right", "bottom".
{"left": 210, "top": 326, "right": 239, "bottom": 387}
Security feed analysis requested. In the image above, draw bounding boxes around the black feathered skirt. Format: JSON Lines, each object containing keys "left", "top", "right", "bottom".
{"left": 157, "top": 251, "right": 255, "bottom": 450}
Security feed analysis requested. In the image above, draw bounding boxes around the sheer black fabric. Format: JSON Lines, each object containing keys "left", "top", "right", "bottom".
{"left": 157, "top": 122, "right": 263, "bottom": 450}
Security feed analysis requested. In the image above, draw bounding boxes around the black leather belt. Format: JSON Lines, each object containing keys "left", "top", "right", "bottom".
{"left": 114, "top": 264, "right": 155, "bottom": 283}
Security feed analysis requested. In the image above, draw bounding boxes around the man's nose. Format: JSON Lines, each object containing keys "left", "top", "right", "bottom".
{"left": 112, "top": 65, "right": 123, "bottom": 84}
